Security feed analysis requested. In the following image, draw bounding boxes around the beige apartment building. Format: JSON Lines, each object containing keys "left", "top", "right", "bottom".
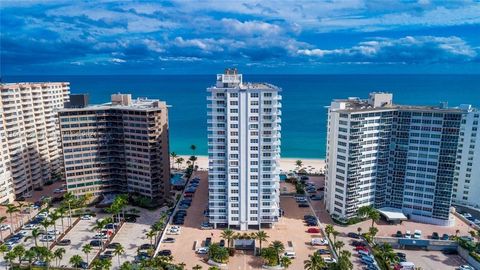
{"left": 0, "top": 82, "right": 70, "bottom": 202}
{"left": 58, "top": 94, "right": 171, "bottom": 204}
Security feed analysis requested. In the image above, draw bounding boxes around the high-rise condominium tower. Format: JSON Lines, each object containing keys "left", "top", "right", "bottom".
{"left": 325, "top": 93, "right": 462, "bottom": 226}
{"left": 207, "top": 69, "right": 282, "bottom": 230}
{"left": 0, "top": 82, "right": 70, "bottom": 202}
{"left": 452, "top": 105, "right": 480, "bottom": 210}
{"left": 58, "top": 94, "right": 171, "bottom": 204}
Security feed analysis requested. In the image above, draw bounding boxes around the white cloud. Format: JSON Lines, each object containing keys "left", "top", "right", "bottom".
{"left": 111, "top": 58, "right": 126, "bottom": 63}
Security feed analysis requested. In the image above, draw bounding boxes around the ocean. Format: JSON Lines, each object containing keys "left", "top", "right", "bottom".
{"left": 4, "top": 74, "right": 480, "bottom": 158}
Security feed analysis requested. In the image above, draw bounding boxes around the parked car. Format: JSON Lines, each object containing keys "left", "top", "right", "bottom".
{"left": 283, "top": 251, "right": 296, "bottom": 259}
{"left": 431, "top": 232, "right": 439, "bottom": 239}
{"left": 307, "top": 228, "right": 320, "bottom": 233}
{"left": 348, "top": 232, "right": 360, "bottom": 239}
{"left": 316, "top": 249, "right": 331, "bottom": 255}
{"left": 219, "top": 239, "right": 225, "bottom": 247}
{"left": 158, "top": 250, "right": 172, "bottom": 256}
{"left": 395, "top": 231, "right": 403, "bottom": 237}
{"left": 405, "top": 230, "right": 411, "bottom": 239}
{"left": 163, "top": 238, "right": 175, "bottom": 243}
{"left": 352, "top": 241, "right": 366, "bottom": 247}
{"left": 139, "top": 244, "right": 155, "bottom": 250}
{"left": 298, "top": 203, "right": 309, "bottom": 208}
{"left": 106, "top": 242, "right": 121, "bottom": 249}
{"left": 40, "top": 235, "right": 54, "bottom": 242}
{"left": 413, "top": 230, "right": 422, "bottom": 239}
{"left": 306, "top": 220, "right": 318, "bottom": 226}
{"left": 443, "top": 249, "right": 459, "bottom": 255}
{"left": 80, "top": 215, "right": 92, "bottom": 220}
{"left": 311, "top": 238, "right": 328, "bottom": 246}
{"left": 200, "top": 222, "right": 214, "bottom": 230}
{"left": 205, "top": 237, "right": 212, "bottom": 247}
{"left": 89, "top": 240, "right": 102, "bottom": 247}
{"left": 196, "top": 247, "right": 208, "bottom": 254}
{"left": 324, "top": 258, "right": 337, "bottom": 263}
{"left": 355, "top": 245, "right": 369, "bottom": 251}
{"left": 23, "top": 224, "right": 38, "bottom": 230}
{"left": 458, "top": 265, "right": 475, "bottom": 270}
{"left": 441, "top": 234, "right": 450, "bottom": 240}
{"left": 57, "top": 239, "right": 71, "bottom": 246}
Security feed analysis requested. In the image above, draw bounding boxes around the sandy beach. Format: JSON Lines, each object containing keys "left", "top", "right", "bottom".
{"left": 172, "top": 155, "right": 326, "bottom": 174}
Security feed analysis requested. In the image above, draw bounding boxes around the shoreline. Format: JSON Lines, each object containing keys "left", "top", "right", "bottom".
{"left": 172, "top": 155, "right": 326, "bottom": 174}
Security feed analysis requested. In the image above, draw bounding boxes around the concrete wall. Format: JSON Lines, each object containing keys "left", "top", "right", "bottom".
{"left": 458, "top": 246, "right": 480, "bottom": 270}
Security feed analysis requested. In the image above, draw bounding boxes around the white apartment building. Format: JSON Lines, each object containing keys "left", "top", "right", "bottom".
{"left": 207, "top": 69, "right": 281, "bottom": 230}
{"left": 325, "top": 93, "right": 462, "bottom": 226}
{"left": 0, "top": 82, "right": 70, "bottom": 200}
{"left": 453, "top": 105, "right": 480, "bottom": 210}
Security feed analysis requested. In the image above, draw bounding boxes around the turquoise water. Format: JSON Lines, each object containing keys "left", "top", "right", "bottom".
{"left": 171, "top": 173, "right": 184, "bottom": 185}
{"left": 5, "top": 74, "right": 480, "bottom": 158}
{"left": 280, "top": 174, "right": 287, "bottom": 181}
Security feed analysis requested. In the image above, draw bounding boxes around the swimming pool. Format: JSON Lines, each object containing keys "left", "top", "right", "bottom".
{"left": 171, "top": 173, "right": 185, "bottom": 185}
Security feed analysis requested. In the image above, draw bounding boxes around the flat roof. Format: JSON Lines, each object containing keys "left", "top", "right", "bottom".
{"left": 378, "top": 207, "right": 408, "bottom": 221}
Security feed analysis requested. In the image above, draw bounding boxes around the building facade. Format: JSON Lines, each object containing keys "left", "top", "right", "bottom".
{"left": 207, "top": 69, "right": 281, "bottom": 230}
{"left": 58, "top": 94, "right": 171, "bottom": 204}
{"left": 452, "top": 105, "right": 480, "bottom": 210}
{"left": 0, "top": 82, "right": 70, "bottom": 201}
{"left": 325, "top": 93, "right": 462, "bottom": 226}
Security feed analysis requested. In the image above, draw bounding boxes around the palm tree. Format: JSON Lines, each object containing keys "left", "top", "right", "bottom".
{"left": 146, "top": 230, "right": 156, "bottom": 245}
{"left": 369, "top": 226, "right": 379, "bottom": 238}
{"left": 304, "top": 252, "right": 326, "bottom": 270}
{"left": 54, "top": 248, "right": 66, "bottom": 267}
{"left": 270, "top": 240, "right": 285, "bottom": 265}
{"left": 334, "top": 240, "right": 345, "bottom": 253}
{"left": 113, "top": 244, "right": 125, "bottom": 267}
{"left": 39, "top": 218, "right": 52, "bottom": 247}
{"left": 24, "top": 249, "right": 36, "bottom": 269}
{"left": 337, "top": 250, "right": 353, "bottom": 270}
{"left": 49, "top": 211, "right": 61, "bottom": 241}
{"left": 82, "top": 244, "right": 92, "bottom": 264}
{"left": 24, "top": 228, "right": 42, "bottom": 247}
{"left": 56, "top": 207, "right": 67, "bottom": 233}
{"left": 0, "top": 244, "right": 9, "bottom": 270}
{"left": 63, "top": 192, "right": 76, "bottom": 227}
{"left": 175, "top": 157, "right": 184, "bottom": 170}
{"left": 4, "top": 251, "right": 15, "bottom": 269}
{"left": 0, "top": 216, "right": 6, "bottom": 242}
{"left": 280, "top": 256, "right": 292, "bottom": 268}
{"left": 69, "top": 254, "right": 84, "bottom": 269}
{"left": 13, "top": 245, "right": 25, "bottom": 264}
{"left": 255, "top": 230, "right": 269, "bottom": 253}
{"left": 357, "top": 205, "right": 380, "bottom": 228}
{"left": 6, "top": 204, "right": 19, "bottom": 233}
{"left": 332, "top": 230, "right": 340, "bottom": 243}
{"left": 357, "top": 227, "right": 362, "bottom": 236}
{"left": 369, "top": 210, "right": 380, "bottom": 228}
{"left": 325, "top": 224, "right": 334, "bottom": 240}
{"left": 377, "top": 243, "right": 397, "bottom": 269}
{"left": 189, "top": 155, "right": 198, "bottom": 169}
{"left": 295, "top": 160, "right": 303, "bottom": 170}
{"left": 193, "top": 265, "right": 202, "bottom": 270}
{"left": 221, "top": 228, "right": 235, "bottom": 248}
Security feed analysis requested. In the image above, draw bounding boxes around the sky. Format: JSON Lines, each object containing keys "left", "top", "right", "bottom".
{"left": 1, "top": 0, "right": 480, "bottom": 75}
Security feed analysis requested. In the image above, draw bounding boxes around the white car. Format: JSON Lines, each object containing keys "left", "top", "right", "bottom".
{"left": 324, "top": 258, "right": 337, "bottom": 264}
{"left": 405, "top": 230, "right": 411, "bottom": 238}
{"left": 311, "top": 238, "right": 328, "bottom": 246}
{"left": 80, "top": 215, "right": 92, "bottom": 220}
{"left": 23, "top": 224, "right": 38, "bottom": 230}
{"left": 283, "top": 251, "right": 296, "bottom": 259}
{"left": 93, "top": 233, "right": 108, "bottom": 240}
{"left": 0, "top": 224, "right": 11, "bottom": 231}
{"left": 195, "top": 247, "right": 209, "bottom": 254}
{"left": 167, "top": 229, "right": 180, "bottom": 235}
{"left": 458, "top": 265, "right": 475, "bottom": 270}
{"left": 40, "top": 235, "right": 55, "bottom": 242}
{"left": 200, "top": 223, "right": 213, "bottom": 230}
{"left": 37, "top": 212, "right": 48, "bottom": 218}
{"left": 463, "top": 213, "right": 472, "bottom": 219}
{"left": 413, "top": 230, "right": 422, "bottom": 239}
{"left": 47, "top": 229, "right": 60, "bottom": 235}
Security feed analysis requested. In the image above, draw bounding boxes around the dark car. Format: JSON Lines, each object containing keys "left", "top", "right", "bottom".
{"left": 163, "top": 238, "right": 175, "bottom": 243}
{"left": 316, "top": 249, "right": 331, "bottom": 255}
{"left": 219, "top": 239, "right": 225, "bottom": 247}
{"left": 395, "top": 231, "right": 403, "bottom": 237}
{"left": 125, "top": 216, "right": 137, "bottom": 223}
{"left": 431, "top": 232, "right": 439, "bottom": 240}
{"left": 347, "top": 232, "right": 360, "bottom": 239}
{"left": 298, "top": 203, "right": 309, "bottom": 208}
{"left": 441, "top": 234, "right": 450, "bottom": 240}
{"left": 90, "top": 240, "right": 102, "bottom": 247}
{"left": 158, "top": 250, "right": 172, "bottom": 256}
{"left": 107, "top": 242, "right": 121, "bottom": 249}
{"left": 205, "top": 237, "right": 212, "bottom": 247}
{"left": 352, "top": 241, "right": 366, "bottom": 247}
{"left": 306, "top": 220, "right": 318, "bottom": 226}
{"left": 396, "top": 252, "right": 406, "bottom": 258}
{"left": 57, "top": 239, "right": 71, "bottom": 246}
{"left": 99, "top": 254, "right": 113, "bottom": 260}
{"left": 304, "top": 215, "right": 315, "bottom": 220}
{"left": 139, "top": 244, "right": 155, "bottom": 250}
{"left": 173, "top": 219, "right": 184, "bottom": 225}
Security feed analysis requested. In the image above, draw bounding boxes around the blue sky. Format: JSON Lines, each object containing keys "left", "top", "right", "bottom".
{"left": 1, "top": 0, "right": 480, "bottom": 74}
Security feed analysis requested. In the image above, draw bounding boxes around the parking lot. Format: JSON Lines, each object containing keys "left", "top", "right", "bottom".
{"left": 162, "top": 171, "right": 334, "bottom": 270}
{"left": 394, "top": 249, "right": 467, "bottom": 270}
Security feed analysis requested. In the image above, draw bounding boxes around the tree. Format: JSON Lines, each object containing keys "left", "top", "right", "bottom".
{"left": 369, "top": 210, "right": 380, "bottom": 228}
{"left": 325, "top": 224, "right": 334, "bottom": 240}
{"left": 4, "top": 251, "right": 15, "bottom": 269}
{"left": 24, "top": 249, "right": 36, "bottom": 269}
{"left": 455, "top": 229, "right": 460, "bottom": 237}
{"left": 334, "top": 240, "right": 344, "bottom": 253}
{"left": 295, "top": 160, "right": 303, "bottom": 170}
{"left": 49, "top": 211, "right": 61, "bottom": 241}
{"left": 6, "top": 204, "right": 19, "bottom": 233}
{"left": 63, "top": 192, "right": 76, "bottom": 227}
{"left": 369, "top": 226, "right": 379, "bottom": 239}
{"left": 335, "top": 250, "right": 353, "bottom": 270}
{"left": 13, "top": 245, "right": 25, "bottom": 264}
{"left": 280, "top": 256, "right": 292, "bottom": 268}
{"left": 304, "top": 252, "right": 326, "bottom": 270}
{"left": 357, "top": 205, "right": 380, "bottom": 228}
{"left": 377, "top": 243, "right": 398, "bottom": 269}
{"left": 24, "top": 228, "right": 42, "bottom": 247}
{"left": 208, "top": 243, "right": 229, "bottom": 263}
{"left": 82, "top": 244, "right": 92, "bottom": 264}
{"left": 0, "top": 216, "right": 6, "bottom": 242}
{"left": 91, "top": 258, "right": 111, "bottom": 270}
{"left": 270, "top": 240, "right": 285, "bottom": 265}
{"left": 332, "top": 230, "right": 340, "bottom": 243}
{"left": 120, "top": 261, "right": 134, "bottom": 270}
{"left": 190, "top": 144, "right": 197, "bottom": 155}
{"left": 113, "top": 244, "right": 125, "bottom": 267}
{"left": 0, "top": 244, "right": 9, "bottom": 270}
{"left": 192, "top": 265, "right": 202, "bottom": 270}
{"left": 70, "top": 255, "right": 84, "bottom": 269}
{"left": 39, "top": 218, "right": 52, "bottom": 247}
{"left": 146, "top": 230, "right": 156, "bottom": 245}
{"left": 357, "top": 227, "right": 362, "bottom": 235}
{"left": 56, "top": 207, "right": 67, "bottom": 232}
{"left": 255, "top": 230, "right": 269, "bottom": 253}
{"left": 175, "top": 157, "right": 184, "bottom": 170}
{"left": 54, "top": 248, "right": 66, "bottom": 267}
{"left": 261, "top": 247, "right": 278, "bottom": 266}
{"left": 221, "top": 228, "right": 235, "bottom": 248}
{"left": 189, "top": 155, "right": 198, "bottom": 169}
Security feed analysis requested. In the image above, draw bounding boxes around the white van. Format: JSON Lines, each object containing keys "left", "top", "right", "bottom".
{"left": 414, "top": 230, "right": 422, "bottom": 239}
{"left": 399, "top": 262, "right": 415, "bottom": 270}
